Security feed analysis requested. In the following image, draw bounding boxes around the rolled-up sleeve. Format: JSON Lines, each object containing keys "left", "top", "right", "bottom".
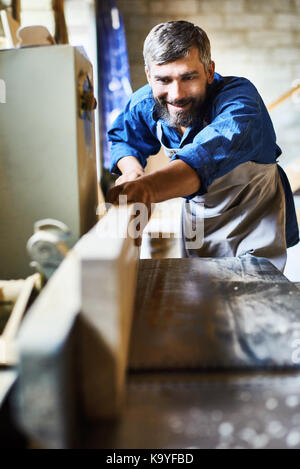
{"left": 171, "top": 79, "right": 274, "bottom": 197}
{"left": 108, "top": 97, "right": 161, "bottom": 174}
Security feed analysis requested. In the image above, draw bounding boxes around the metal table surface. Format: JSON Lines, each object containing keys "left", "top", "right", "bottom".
{"left": 84, "top": 256, "right": 300, "bottom": 449}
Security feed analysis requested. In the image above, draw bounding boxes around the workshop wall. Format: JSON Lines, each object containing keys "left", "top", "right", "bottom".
{"left": 117, "top": 0, "right": 300, "bottom": 167}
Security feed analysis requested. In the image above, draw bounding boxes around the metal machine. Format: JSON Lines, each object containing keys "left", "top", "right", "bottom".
{"left": 0, "top": 44, "right": 98, "bottom": 279}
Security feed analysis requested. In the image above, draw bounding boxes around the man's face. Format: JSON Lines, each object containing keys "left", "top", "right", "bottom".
{"left": 145, "top": 47, "right": 215, "bottom": 129}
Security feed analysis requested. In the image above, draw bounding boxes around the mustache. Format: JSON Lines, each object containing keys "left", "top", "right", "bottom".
{"left": 158, "top": 97, "right": 196, "bottom": 107}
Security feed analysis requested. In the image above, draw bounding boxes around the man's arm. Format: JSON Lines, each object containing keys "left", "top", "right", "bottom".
{"left": 108, "top": 158, "right": 201, "bottom": 209}
{"left": 115, "top": 156, "right": 144, "bottom": 186}
{"left": 108, "top": 86, "right": 161, "bottom": 176}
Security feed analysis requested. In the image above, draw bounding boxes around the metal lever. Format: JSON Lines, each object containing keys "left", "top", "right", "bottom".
{"left": 27, "top": 219, "right": 71, "bottom": 281}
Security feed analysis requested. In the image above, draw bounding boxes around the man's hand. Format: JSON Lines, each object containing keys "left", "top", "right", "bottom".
{"left": 107, "top": 159, "right": 201, "bottom": 245}
{"left": 109, "top": 159, "right": 200, "bottom": 208}
{"left": 115, "top": 168, "right": 144, "bottom": 186}
{"left": 107, "top": 178, "right": 153, "bottom": 247}
{"left": 107, "top": 178, "right": 153, "bottom": 214}
{"left": 116, "top": 156, "right": 144, "bottom": 186}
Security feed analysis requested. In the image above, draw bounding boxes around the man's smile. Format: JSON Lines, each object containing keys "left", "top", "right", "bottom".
{"left": 165, "top": 99, "right": 194, "bottom": 112}
{"left": 167, "top": 101, "right": 192, "bottom": 111}
{"left": 154, "top": 92, "right": 208, "bottom": 129}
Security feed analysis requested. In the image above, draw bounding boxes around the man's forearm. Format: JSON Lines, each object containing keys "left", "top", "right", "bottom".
{"left": 117, "top": 156, "right": 144, "bottom": 176}
{"left": 115, "top": 156, "right": 144, "bottom": 186}
{"left": 108, "top": 158, "right": 200, "bottom": 209}
{"left": 143, "top": 159, "right": 201, "bottom": 203}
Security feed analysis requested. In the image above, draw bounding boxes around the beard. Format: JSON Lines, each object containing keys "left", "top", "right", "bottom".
{"left": 154, "top": 87, "right": 208, "bottom": 129}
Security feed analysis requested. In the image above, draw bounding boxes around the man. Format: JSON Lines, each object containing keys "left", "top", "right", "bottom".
{"left": 107, "top": 20, "right": 298, "bottom": 271}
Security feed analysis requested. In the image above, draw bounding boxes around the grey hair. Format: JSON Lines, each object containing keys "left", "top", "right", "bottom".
{"left": 143, "top": 21, "right": 212, "bottom": 71}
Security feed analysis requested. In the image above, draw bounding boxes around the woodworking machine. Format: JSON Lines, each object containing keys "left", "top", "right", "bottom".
{"left": 0, "top": 44, "right": 98, "bottom": 280}
{"left": 1, "top": 43, "right": 300, "bottom": 451}
{"left": 2, "top": 207, "right": 300, "bottom": 449}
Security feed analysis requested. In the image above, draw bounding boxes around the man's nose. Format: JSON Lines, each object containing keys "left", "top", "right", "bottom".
{"left": 168, "top": 80, "right": 186, "bottom": 102}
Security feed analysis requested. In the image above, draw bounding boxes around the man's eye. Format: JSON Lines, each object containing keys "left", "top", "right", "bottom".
{"left": 158, "top": 79, "right": 170, "bottom": 84}
{"left": 183, "top": 76, "right": 195, "bottom": 81}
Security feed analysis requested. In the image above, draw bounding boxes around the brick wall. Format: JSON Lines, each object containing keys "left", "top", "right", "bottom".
{"left": 117, "top": 0, "right": 300, "bottom": 166}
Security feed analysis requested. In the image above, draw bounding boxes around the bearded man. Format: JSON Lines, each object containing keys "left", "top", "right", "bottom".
{"left": 107, "top": 20, "right": 298, "bottom": 271}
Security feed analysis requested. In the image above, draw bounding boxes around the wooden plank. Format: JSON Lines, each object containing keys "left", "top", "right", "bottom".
{"left": 82, "top": 256, "right": 300, "bottom": 448}
{"left": 15, "top": 204, "right": 140, "bottom": 447}
{"left": 74, "top": 204, "right": 140, "bottom": 418}
{"left": 14, "top": 250, "right": 300, "bottom": 448}
{"left": 15, "top": 252, "right": 81, "bottom": 449}
{"left": 84, "top": 371, "right": 300, "bottom": 449}
{"left": 129, "top": 257, "right": 300, "bottom": 371}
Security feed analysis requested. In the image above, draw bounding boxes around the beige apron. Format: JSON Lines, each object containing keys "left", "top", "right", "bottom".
{"left": 157, "top": 122, "right": 287, "bottom": 272}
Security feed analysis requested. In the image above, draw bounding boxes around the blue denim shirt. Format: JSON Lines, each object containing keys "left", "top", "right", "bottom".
{"left": 108, "top": 73, "right": 299, "bottom": 247}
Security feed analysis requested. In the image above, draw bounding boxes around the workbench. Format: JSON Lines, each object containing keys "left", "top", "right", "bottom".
{"left": 81, "top": 256, "right": 300, "bottom": 449}
{"left": 1, "top": 222, "right": 300, "bottom": 449}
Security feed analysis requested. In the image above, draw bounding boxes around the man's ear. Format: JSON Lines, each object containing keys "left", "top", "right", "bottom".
{"left": 207, "top": 61, "right": 215, "bottom": 84}
{"left": 145, "top": 66, "right": 151, "bottom": 84}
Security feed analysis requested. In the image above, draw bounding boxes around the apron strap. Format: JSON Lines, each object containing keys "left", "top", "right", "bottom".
{"left": 156, "top": 122, "right": 180, "bottom": 159}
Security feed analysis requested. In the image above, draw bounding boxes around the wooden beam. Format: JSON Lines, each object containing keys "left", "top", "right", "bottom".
{"left": 15, "top": 252, "right": 81, "bottom": 448}
{"left": 75, "top": 204, "right": 140, "bottom": 418}
{"left": 267, "top": 83, "right": 300, "bottom": 112}
{"left": 15, "top": 204, "right": 140, "bottom": 447}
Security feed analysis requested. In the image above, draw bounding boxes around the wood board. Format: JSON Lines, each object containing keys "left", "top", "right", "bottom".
{"left": 129, "top": 257, "right": 300, "bottom": 370}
